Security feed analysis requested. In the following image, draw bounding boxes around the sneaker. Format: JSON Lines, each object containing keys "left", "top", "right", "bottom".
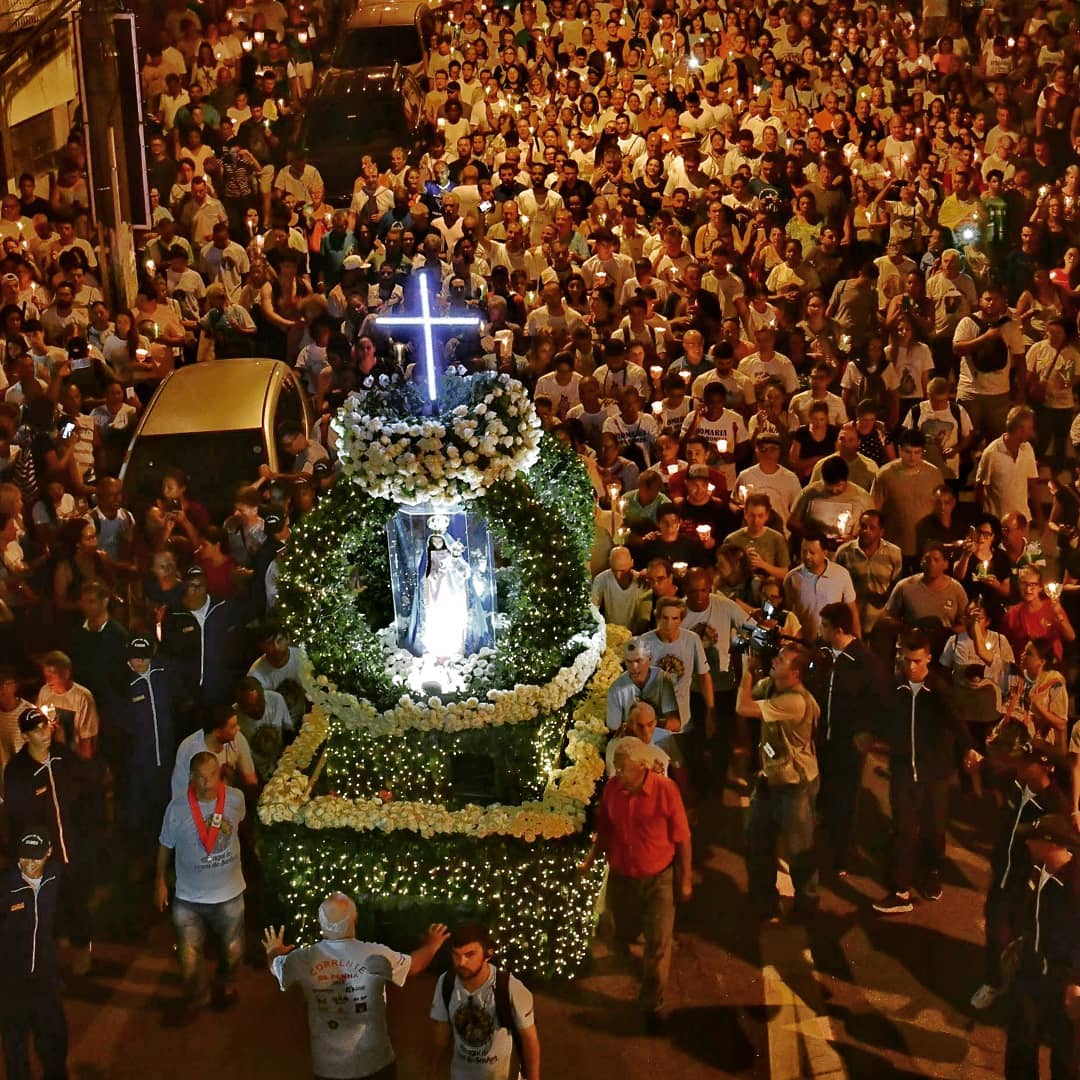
{"left": 970, "top": 983, "right": 1000, "bottom": 1010}
{"left": 921, "top": 874, "right": 943, "bottom": 902}
{"left": 872, "top": 891, "right": 913, "bottom": 915}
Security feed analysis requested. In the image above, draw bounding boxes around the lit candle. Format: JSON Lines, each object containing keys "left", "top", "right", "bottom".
{"left": 736, "top": 483, "right": 748, "bottom": 504}
{"left": 679, "top": 369, "right": 691, "bottom": 383}
{"left": 666, "top": 463, "right": 679, "bottom": 475}
{"left": 651, "top": 401, "right": 663, "bottom": 415}
{"left": 1046, "top": 582, "right": 1063, "bottom": 600}
{"left": 298, "top": 29, "right": 308, "bottom": 43}
{"left": 253, "top": 29, "right": 265, "bottom": 43}
{"left": 716, "top": 436, "right": 729, "bottom": 454}
{"left": 242, "top": 37, "right": 253, "bottom": 51}
{"left": 836, "top": 510, "right": 851, "bottom": 535}
{"left": 672, "top": 560, "right": 688, "bottom": 575}
{"left": 696, "top": 524, "right": 712, "bottom": 542}
{"left": 145, "top": 258, "right": 155, "bottom": 274}
{"left": 649, "top": 364, "right": 662, "bottom": 380}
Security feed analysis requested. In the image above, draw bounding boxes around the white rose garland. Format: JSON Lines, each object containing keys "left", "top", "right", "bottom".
{"left": 333, "top": 374, "right": 543, "bottom": 505}
{"left": 298, "top": 607, "right": 608, "bottom": 736}
{"left": 258, "top": 623, "right": 632, "bottom": 841}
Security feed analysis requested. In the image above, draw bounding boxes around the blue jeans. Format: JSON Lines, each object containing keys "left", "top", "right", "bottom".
{"left": 172, "top": 893, "right": 245, "bottom": 1002}
{"left": 747, "top": 777, "right": 820, "bottom": 913}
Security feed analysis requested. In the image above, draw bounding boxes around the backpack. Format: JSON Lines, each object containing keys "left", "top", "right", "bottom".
{"left": 440, "top": 967, "right": 522, "bottom": 1065}
{"left": 967, "top": 316, "right": 1009, "bottom": 373}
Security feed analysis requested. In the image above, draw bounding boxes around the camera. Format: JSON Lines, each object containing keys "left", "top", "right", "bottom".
{"left": 731, "top": 601, "right": 785, "bottom": 662}
{"left": 59, "top": 420, "right": 77, "bottom": 440}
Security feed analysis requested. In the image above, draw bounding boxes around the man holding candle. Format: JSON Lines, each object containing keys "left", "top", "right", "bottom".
{"left": 724, "top": 493, "right": 791, "bottom": 585}
{"left": 678, "top": 382, "right": 748, "bottom": 488}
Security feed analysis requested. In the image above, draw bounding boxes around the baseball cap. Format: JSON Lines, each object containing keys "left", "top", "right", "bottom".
{"left": 342, "top": 255, "right": 366, "bottom": 271}
{"left": 16, "top": 832, "right": 50, "bottom": 859}
{"left": 17, "top": 707, "right": 49, "bottom": 734}
{"left": 2, "top": 272, "right": 18, "bottom": 284}
{"left": 687, "top": 464, "right": 711, "bottom": 480}
{"left": 184, "top": 565, "right": 207, "bottom": 583}
{"left": 755, "top": 431, "right": 782, "bottom": 446}
{"left": 127, "top": 635, "right": 155, "bottom": 659}
{"left": 263, "top": 510, "right": 286, "bottom": 534}
{"left": 311, "top": 460, "right": 331, "bottom": 478}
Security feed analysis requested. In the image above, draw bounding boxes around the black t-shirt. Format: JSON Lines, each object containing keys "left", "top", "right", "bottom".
{"left": 637, "top": 534, "right": 708, "bottom": 570}
{"left": 19, "top": 196, "right": 51, "bottom": 219}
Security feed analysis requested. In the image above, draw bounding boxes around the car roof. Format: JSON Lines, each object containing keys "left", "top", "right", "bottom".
{"left": 345, "top": 0, "right": 430, "bottom": 29}
{"left": 137, "top": 358, "right": 288, "bottom": 436}
{"left": 310, "top": 69, "right": 411, "bottom": 104}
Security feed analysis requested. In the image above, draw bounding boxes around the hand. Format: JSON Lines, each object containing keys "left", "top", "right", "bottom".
{"left": 423, "top": 923, "right": 450, "bottom": 950}
{"left": 963, "top": 748, "right": 983, "bottom": 771}
{"left": 678, "top": 877, "right": 693, "bottom": 903}
{"left": 747, "top": 549, "right": 765, "bottom": 569}
{"left": 154, "top": 877, "right": 169, "bottom": 912}
{"left": 262, "top": 925, "right": 294, "bottom": 959}
{"left": 258, "top": 464, "right": 272, "bottom": 479}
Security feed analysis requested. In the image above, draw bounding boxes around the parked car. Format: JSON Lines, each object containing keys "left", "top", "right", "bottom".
{"left": 331, "top": 0, "right": 438, "bottom": 81}
{"left": 301, "top": 69, "right": 430, "bottom": 205}
{"left": 120, "top": 359, "right": 313, "bottom": 519}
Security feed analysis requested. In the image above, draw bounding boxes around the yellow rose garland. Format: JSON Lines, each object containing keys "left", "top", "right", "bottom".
{"left": 258, "top": 623, "right": 631, "bottom": 841}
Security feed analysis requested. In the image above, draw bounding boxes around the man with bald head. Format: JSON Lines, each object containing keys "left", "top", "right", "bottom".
{"left": 591, "top": 546, "right": 650, "bottom": 632}
{"left": 263, "top": 894, "right": 449, "bottom": 1079}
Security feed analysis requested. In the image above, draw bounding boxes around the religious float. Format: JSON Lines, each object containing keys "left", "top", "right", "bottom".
{"left": 258, "top": 277, "right": 623, "bottom": 976}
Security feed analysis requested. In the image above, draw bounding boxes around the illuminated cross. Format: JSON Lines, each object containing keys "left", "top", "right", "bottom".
{"left": 375, "top": 273, "right": 481, "bottom": 404}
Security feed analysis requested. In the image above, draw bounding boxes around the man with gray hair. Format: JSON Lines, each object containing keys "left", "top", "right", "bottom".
{"left": 580, "top": 736, "right": 692, "bottom": 1031}
{"left": 606, "top": 637, "right": 680, "bottom": 733}
{"left": 263, "top": 897, "right": 448, "bottom": 1079}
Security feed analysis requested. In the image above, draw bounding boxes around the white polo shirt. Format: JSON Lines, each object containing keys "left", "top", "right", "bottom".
{"left": 783, "top": 560, "right": 856, "bottom": 641}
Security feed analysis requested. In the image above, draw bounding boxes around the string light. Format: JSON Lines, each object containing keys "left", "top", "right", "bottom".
{"left": 266, "top": 437, "right": 604, "bottom": 976}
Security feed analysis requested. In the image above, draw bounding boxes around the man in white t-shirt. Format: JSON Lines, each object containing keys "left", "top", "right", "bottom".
{"left": 952, "top": 286, "right": 1025, "bottom": 440}
{"left": 640, "top": 597, "right": 714, "bottom": 732}
{"left": 430, "top": 921, "right": 540, "bottom": 1080}
{"left": 591, "top": 546, "right": 650, "bottom": 632}
{"left": 171, "top": 708, "right": 257, "bottom": 800}
{"left": 155, "top": 752, "right": 246, "bottom": 1010}
{"left": 901, "top": 377, "right": 974, "bottom": 479}
{"left": 735, "top": 433, "right": 804, "bottom": 530}
{"left": 975, "top": 406, "right": 1040, "bottom": 522}
{"left": 264, "top": 893, "right": 448, "bottom": 1080}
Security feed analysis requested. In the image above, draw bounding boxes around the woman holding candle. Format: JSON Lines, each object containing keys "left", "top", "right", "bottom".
{"left": 955, "top": 514, "right": 1013, "bottom": 622}
{"left": 1002, "top": 566, "right": 1076, "bottom": 664}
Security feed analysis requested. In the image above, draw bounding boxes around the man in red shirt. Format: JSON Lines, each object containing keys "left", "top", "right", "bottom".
{"left": 581, "top": 738, "right": 692, "bottom": 1030}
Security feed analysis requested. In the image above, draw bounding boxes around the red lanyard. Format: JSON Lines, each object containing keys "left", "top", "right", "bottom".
{"left": 188, "top": 783, "right": 227, "bottom": 855}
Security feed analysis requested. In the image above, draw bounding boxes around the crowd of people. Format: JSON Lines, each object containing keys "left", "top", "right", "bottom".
{"left": 5, "top": 0, "right": 1080, "bottom": 1074}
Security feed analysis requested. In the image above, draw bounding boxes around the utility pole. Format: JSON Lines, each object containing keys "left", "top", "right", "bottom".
{"left": 75, "top": 0, "right": 137, "bottom": 309}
